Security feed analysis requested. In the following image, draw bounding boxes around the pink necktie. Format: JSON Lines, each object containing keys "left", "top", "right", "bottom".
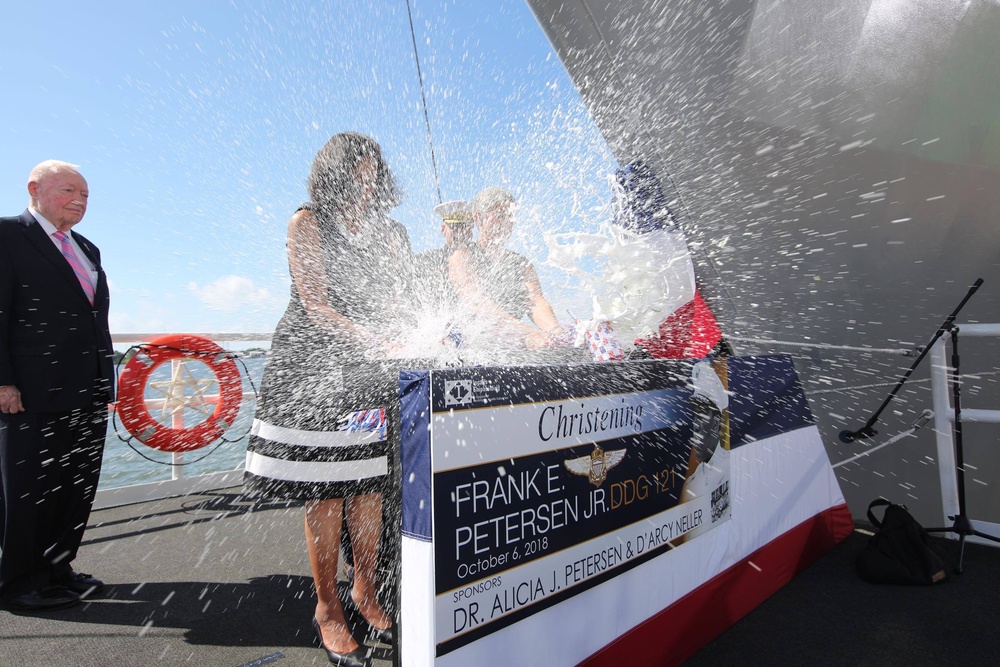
{"left": 53, "top": 231, "right": 96, "bottom": 305}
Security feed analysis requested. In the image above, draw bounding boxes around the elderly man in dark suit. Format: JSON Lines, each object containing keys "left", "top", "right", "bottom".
{"left": 0, "top": 160, "right": 115, "bottom": 611}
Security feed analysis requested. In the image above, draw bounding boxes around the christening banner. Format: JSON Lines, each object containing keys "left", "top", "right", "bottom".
{"left": 402, "top": 359, "right": 733, "bottom": 657}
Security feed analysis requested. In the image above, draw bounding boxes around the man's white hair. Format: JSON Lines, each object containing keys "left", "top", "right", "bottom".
{"left": 473, "top": 186, "right": 515, "bottom": 214}
{"left": 28, "top": 159, "right": 82, "bottom": 184}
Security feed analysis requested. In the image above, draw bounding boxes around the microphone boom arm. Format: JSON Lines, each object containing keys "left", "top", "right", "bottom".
{"left": 839, "top": 278, "right": 984, "bottom": 444}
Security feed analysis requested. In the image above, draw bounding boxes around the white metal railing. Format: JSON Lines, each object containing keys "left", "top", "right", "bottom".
{"left": 929, "top": 322, "right": 1000, "bottom": 544}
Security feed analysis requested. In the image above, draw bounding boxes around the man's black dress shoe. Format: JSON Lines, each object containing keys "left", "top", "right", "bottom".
{"left": 61, "top": 572, "right": 105, "bottom": 597}
{"left": 312, "top": 616, "right": 371, "bottom": 667}
{"left": 3, "top": 585, "right": 80, "bottom": 611}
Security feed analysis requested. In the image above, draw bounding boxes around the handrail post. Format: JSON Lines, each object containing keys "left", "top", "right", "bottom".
{"left": 171, "top": 357, "right": 185, "bottom": 480}
{"left": 930, "top": 337, "right": 958, "bottom": 528}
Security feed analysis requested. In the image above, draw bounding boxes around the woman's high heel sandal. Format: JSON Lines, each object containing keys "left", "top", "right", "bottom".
{"left": 370, "top": 621, "right": 394, "bottom": 645}
{"left": 312, "top": 616, "right": 372, "bottom": 667}
{"left": 347, "top": 593, "right": 396, "bottom": 646}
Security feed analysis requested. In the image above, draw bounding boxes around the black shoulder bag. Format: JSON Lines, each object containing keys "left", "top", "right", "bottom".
{"left": 856, "top": 498, "right": 948, "bottom": 585}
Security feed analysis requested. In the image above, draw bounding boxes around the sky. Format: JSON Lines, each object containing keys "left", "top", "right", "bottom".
{"left": 1, "top": 0, "right": 618, "bottom": 344}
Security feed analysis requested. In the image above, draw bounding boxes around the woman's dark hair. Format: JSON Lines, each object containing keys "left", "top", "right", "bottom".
{"left": 308, "top": 132, "right": 401, "bottom": 215}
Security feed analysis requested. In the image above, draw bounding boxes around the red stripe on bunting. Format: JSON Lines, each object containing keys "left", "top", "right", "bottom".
{"left": 636, "top": 291, "right": 722, "bottom": 360}
{"left": 577, "top": 503, "right": 855, "bottom": 667}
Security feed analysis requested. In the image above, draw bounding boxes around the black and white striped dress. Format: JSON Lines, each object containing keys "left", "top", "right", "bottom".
{"left": 244, "top": 205, "right": 413, "bottom": 500}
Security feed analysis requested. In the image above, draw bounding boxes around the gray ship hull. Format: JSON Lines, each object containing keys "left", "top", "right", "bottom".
{"left": 527, "top": 0, "right": 1000, "bottom": 527}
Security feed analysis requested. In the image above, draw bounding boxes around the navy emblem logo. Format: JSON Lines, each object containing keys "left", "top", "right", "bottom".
{"left": 564, "top": 444, "right": 627, "bottom": 487}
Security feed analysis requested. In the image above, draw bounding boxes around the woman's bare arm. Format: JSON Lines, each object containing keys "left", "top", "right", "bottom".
{"left": 287, "top": 209, "right": 372, "bottom": 345}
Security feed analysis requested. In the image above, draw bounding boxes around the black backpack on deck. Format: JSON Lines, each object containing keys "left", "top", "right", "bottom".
{"left": 856, "top": 498, "right": 948, "bottom": 585}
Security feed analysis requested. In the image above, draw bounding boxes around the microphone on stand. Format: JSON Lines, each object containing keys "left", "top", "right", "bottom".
{"left": 839, "top": 425, "right": 878, "bottom": 444}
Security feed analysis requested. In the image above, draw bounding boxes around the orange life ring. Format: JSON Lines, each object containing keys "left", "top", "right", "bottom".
{"left": 116, "top": 334, "right": 243, "bottom": 452}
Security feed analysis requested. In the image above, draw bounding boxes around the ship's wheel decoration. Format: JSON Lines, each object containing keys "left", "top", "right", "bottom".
{"left": 148, "top": 360, "right": 220, "bottom": 422}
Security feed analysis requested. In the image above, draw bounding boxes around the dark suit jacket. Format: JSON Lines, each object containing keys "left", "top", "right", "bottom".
{"left": 0, "top": 210, "right": 115, "bottom": 412}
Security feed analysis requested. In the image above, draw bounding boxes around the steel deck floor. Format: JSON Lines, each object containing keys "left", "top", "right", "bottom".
{"left": 0, "top": 488, "right": 394, "bottom": 667}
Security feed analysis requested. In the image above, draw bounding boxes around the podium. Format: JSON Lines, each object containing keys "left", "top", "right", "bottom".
{"left": 396, "top": 355, "right": 853, "bottom": 667}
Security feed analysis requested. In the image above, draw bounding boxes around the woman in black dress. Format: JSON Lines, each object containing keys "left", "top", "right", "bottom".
{"left": 245, "top": 132, "right": 410, "bottom": 667}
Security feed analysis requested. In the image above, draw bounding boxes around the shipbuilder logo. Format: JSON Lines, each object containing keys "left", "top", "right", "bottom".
{"left": 444, "top": 379, "right": 474, "bottom": 406}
